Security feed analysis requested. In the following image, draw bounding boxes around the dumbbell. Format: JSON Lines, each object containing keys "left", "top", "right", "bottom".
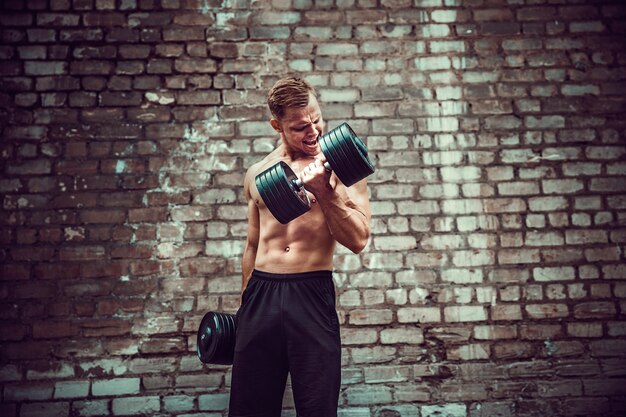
{"left": 197, "top": 311, "right": 237, "bottom": 365}
{"left": 255, "top": 122, "right": 375, "bottom": 224}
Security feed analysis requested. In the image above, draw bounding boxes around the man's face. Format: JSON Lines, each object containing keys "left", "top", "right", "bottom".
{"left": 273, "top": 93, "right": 325, "bottom": 157}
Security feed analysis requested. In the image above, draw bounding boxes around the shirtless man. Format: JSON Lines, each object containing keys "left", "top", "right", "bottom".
{"left": 228, "top": 77, "right": 371, "bottom": 417}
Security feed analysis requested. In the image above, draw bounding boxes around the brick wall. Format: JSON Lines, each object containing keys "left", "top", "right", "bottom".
{"left": 1, "top": 0, "right": 626, "bottom": 416}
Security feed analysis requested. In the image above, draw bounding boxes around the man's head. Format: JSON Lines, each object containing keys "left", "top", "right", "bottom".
{"left": 268, "top": 77, "right": 325, "bottom": 157}
{"left": 268, "top": 77, "right": 316, "bottom": 120}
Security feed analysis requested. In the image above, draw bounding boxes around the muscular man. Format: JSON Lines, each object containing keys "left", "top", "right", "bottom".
{"left": 228, "top": 77, "right": 371, "bottom": 417}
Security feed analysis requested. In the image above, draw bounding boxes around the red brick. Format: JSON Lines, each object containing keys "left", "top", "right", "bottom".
{"left": 10, "top": 247, "right": 55, "bottom": 261}
{"left": 171, "top": 13, "right": 213, "bottom": 26}
{"left": 474, "top": 8, "right": 514, "bottom": 21}
{"left": 81, "top": 319, "right": 132, "bottom": 337}
{"left": 59, "top": 246, "right": 106, "bottom": 261}
{"left": 83, "top": 13, "right": 126, "bottom": 26}
{"left": 80, "top": 260, "right": 128, "bottom": 278}
{"left": 32, "top": 321, "right": 77, "bottom": 339}
{"left": 128, "top": 207, "right": 168, "bottom": 223}
{"left": 1, "top": 341, "right": 52, "bottom": 360}
{"left": 573, "top": 302, "right": 617, "bottom": 319}
{"left": 79, "top": 209, "right": 126, "bottom": 224}
{"left": 0, "top": 324, "right": 28, "bottom": 341}
{"left": 0, "top": 264, "right": 31, "bottom": 280}
{"left": 34, "top": 263, "right": 80, "bottom": 279}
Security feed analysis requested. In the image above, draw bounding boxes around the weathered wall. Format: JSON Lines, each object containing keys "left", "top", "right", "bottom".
{"left": 1, "top": 0, "right": 626, "bottom": 416}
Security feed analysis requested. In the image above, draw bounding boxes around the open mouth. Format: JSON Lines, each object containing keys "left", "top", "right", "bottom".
{"left": 303, "top": 137, "right": 318, "bottom": 147}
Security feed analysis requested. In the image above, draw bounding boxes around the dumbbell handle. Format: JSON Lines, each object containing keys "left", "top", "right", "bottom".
{"left": 292, "top": 162, "right": 332, "bottom": 189}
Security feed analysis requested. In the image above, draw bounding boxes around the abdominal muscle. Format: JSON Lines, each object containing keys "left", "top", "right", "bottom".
{"left": 253, "top": 199, "right": 336, "bottom": 274}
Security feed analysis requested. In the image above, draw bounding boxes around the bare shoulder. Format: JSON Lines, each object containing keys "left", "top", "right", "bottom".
{"left": 243, "top": 148, "right": 284, "bottom": 198}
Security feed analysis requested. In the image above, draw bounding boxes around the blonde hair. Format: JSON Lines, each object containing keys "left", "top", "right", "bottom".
{"left": 267, "top": 77, "right": 316, "bottom": 119}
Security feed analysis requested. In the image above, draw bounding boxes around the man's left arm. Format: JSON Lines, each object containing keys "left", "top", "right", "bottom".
{"left": 316, "top": 178, "right": 371, "bottom": 254}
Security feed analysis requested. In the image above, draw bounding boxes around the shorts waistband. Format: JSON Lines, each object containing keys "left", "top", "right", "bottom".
{"left": 252, "top": 269, "right": 333, "bottom": 282}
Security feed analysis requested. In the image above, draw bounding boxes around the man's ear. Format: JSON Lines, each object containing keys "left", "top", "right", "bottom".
{"left": 270, "top": 118, "right": 282, "bottom": 133}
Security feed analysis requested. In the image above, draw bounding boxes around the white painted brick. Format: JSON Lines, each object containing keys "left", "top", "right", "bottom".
{"left": 422, "top": 151, "right": 464, "bottom": 166}
{"left": 418, "top": 23, "right": 450, "bottom": 37}
{"left": 528, "top": 196, "right": 569, "bottom": 212}
{"left": 92, "top": 378, "right": 140, "bottom": 397}
{"left": 431, "top": 9, "right": 461, "bottom": 22}
{"left": 376, "top": 184, "right": 415, "bottom": 199}
{"left": 380, "top": 326, "right": 424, "bottom": 344}
{"left": 345, "top": 385, "right": 393, "bottom": 405}
{"left": 525, "top": 231, "right": 565, "bottom": 246}
{"left": 533, "top": 266, "right": 576, "bottom": 282}
{"left": 419, "top": 116, "right": 459, "bottom": 132}
{"left": 319, "top": 88, "right": 360, "bottom": 102}
{"left": 435, "top": 85, "right": 462, "bottom": 100}
{"left": 337, "top": 408, "right": 371, "bottom": 417}
{"left": 420, "top": 183, "right": 459, "bottom": 199}
{"left": 198, "top": 393, "right": 230, "bottom": 411}
{"left": 421, "top": 234, "right": 465, "bottom": 250}
{"left": 415, "top": 56, "right": 451, "bottom": 71}
{"left": 476, "top": 286, "right": 498, "bottom": 304}
{"left": 448, "top": 344, "right": 491, "bottom": 361}
{"left": 467, "top": 233, "right": 497, "bottom": 248}
{"left": 571, "top": 213, "right": 592, "bottom": 227}
{"left": 350, "top": 271, "right": 393, "bottom": 288}
{"left": 456, "top": 215, "right": 499, "bottom": 232}
{"left": 422, "top": 403, "right": 467, "bottom": 417}
{"left": 54, "top": 380, "right": 89, "bottom": 399}
{"left": 205, "top": 240, "right": 244, "bottom": 257}
{"left": 397, "top": 307, "right": 441, "bottom": 323}
{"left": 164, "top": 395, "right": 195, "bottom": 412}
{"left": 339, "top": 290, "right": 361, "bottom": 307}
{"left": 397, "top": 200, "right": 440, "bottom": 215}
{"left": 112, "top": 396, "right": 160, "bottom": 415}
{"left": 441, "top": 268, "right": 483, "bottom": 283}
{"left": 363, "top": 365, "right": 410, "bottom": 383}
{"left": 444, "top": 306, "right": 488, "bottom": 322}
{"left": 373, "top": 235, "right": 418, "bottom": 251}
{"left": 385, "top": 288, "right": 407, "bottom": 305}
{"left": 73, "top": 400, "right": 110, "bottom": 416}
{"left": 341, "top": 328, "right": 378, "bottom": 345}
{"left": 542, "top": 179, "right": 584, "bottom": 194}
{"left": 442, "top": 199, "right": 483, "bottom": 214}
{"left": 288, "top": 59, "right": 313, "bottom": 72}
{"left": 441, "top": 166, "right": 481, "bottom": 182}
{"left": 317, "top": 43, "right": 358, "bottom": 55}
{"left": 430, "top": 40, "right": 466, "bottom": 53}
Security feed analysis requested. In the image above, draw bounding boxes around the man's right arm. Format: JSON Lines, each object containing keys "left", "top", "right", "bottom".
{"left": 241, "top": 171, "right": 260, "bottom": 298}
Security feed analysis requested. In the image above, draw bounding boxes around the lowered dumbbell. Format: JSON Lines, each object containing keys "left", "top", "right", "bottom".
{"left": 197, "top": 311, "right": 237, "bottom": 365}
{"left": 255, "top": 122, "right": 375, "bottom": 224}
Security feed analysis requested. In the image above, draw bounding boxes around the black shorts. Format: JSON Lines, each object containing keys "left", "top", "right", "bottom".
{"left": 228, "top": 269, "right": 341, "bottom": 417}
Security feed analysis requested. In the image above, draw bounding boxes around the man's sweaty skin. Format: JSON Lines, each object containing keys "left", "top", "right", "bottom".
{"left": 240, "top": 92, "right": 371, "bottom": 294}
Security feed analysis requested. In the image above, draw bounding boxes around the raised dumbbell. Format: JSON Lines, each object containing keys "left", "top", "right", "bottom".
{"left": 255, "top": 122, "right": 375, "bottom": 224}
{"left": 197, "top": 311, "right": 237, "bottom": 365}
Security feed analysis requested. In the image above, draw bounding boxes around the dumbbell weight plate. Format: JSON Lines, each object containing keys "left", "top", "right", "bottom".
{"left": 323, "top": 124, "right": 365, "bottom": 187}
{"left": 197, "top": 311, "right": 237, "bottom": 365}
{"left": 255, "top": 161, "right": 311, "bottom": 224}
{"left": 320, "top": 123, "right": 375, "bottom": 187}
{"left": 216, "top": 312, "right": 236, "bottom": 363}
{"left": 339, "top": 127, "right": 375, "bottom": 186}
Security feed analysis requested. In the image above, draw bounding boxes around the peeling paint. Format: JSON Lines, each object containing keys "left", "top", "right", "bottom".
{"left": 115, "top": 160, "right": 126, "bottom": 174}
{"left": 64, "top": 227, "right": 85, "bottom": 241}
{"left": 527, "top": 154, "right": 563, "bottom": 163}
{"left": 145, "top": 92, "right": 175, "bottom": 105}
{"left": 544, "top": 338, "right": 558, "bottom": 356}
